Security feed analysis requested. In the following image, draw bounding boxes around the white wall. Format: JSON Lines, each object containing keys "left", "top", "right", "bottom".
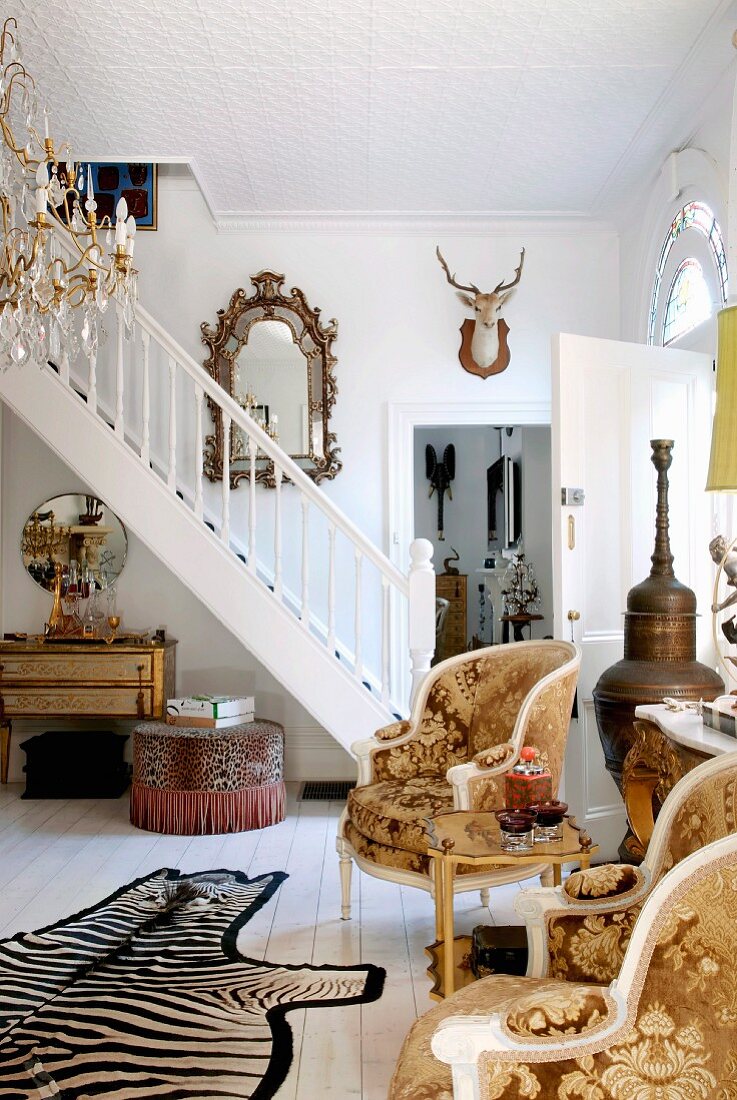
{"left": 136, "top": 171, "right": 620, "bottom": 568}
{"left": 0, "top": 409, "right": 354, "bottom": 783}
{"left": 0, "top": 176, "right": 620, "bottom": 781}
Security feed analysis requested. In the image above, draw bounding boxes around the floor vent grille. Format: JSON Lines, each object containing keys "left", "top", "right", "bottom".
{"left": 299, "top": 780, "right": 355, "bottom": 801}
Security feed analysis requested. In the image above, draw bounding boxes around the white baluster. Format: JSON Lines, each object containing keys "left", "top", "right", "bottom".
{"left": 381, "top": 576, "right": 391, "bottom": 707}
{"left": 301, "top": 495, "right": 310, "bottom": 626}
{"left": 86, "top": 350, "right": 97, "bottom": 415}
{"left": 167, "top": 356, "right": 176, "bottom": 492}
{"left": 60, "top": 346, "right": 70, "bottom": 387}
{"left": 194, "top": 384, "right": 204, "bottom": 520}
{"left": 408, "top": 538, "right": 436, "bottom": 705}
{"left": 274, "top": 464, "right": 283, "bottom": 600}
{"left": 354, "top": 550, "right": 363, "bottom": 680}
{"left": 247, "top": 434, "right": 257, "bottom": 574}
{"left": 115, "top": 303, "right": 124, "bottom": 435}
{"left": 140, "top": 329, "right": 150, "bottom": 466}
{"left": 327, "top": 524, "right": 336, "bottom": 654}
{"left": 221, "top": 410, "right": 231, "bottom": 545}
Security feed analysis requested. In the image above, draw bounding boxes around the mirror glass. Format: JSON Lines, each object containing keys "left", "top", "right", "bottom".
{"left": 234, "top": 319, "right": 310, "bottom": 455}
{"left": 21, "top": 493, "right": 127, "bottom": 592}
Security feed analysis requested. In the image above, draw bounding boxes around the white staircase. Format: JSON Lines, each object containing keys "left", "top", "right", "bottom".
{"left": 0, "top": 292, "right": 436, "bottom": 756}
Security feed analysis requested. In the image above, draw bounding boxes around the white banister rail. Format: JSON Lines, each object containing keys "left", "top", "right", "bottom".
{"left": 46, "top": 235, "right": 434, "bottom": 716}
{"left": 132, "top": 299, "right": 410, "bottom": 595}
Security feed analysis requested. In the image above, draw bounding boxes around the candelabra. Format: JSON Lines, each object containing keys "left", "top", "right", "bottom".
{"left": 501, "top": 550, "right": 540, "bottom": 615}
{"left": 0, "top": 16, "right": 139, "bottom": 370}
{"left": 21, "top": 509, "right": 68, "bottom": 562}
{"left": 233, "top": 378, "right": 280, "bottom": 459}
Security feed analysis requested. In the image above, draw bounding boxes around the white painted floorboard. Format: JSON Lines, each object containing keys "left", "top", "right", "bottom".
{"left": 0, "top": 782, "right": 535, "bottom": 1098}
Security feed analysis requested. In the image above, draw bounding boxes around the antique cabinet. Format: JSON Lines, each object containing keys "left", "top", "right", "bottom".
{"left": 0, "top": 639, "right": 176, "bottom": 784}
{"left": 435, "top": 574, "right": 468, "bottom": 662}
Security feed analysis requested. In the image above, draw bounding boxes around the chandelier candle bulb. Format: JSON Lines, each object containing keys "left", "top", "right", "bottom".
{"left": 34, "top": 161, "right": 47, "bottom": 214}
{"left": 115, "top": 198, "right": 128, "bottom": 246}
{"left": 126, "top": 216, "right": 136, "bottom": 256}
{"left": 87, "top": 164, "right": 93, "bottom": 199}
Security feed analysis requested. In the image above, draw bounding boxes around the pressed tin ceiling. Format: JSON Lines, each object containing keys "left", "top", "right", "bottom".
{"left": 12, "top": 0, "right": 737, "bottom": 219}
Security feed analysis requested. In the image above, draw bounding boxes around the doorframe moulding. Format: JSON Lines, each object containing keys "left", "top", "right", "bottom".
{"left": 386, "top": 399, "right": 551, "bottom": 702}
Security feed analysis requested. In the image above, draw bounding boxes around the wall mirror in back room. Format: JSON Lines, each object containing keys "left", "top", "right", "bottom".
{"left": 413, "top": 425, "right": 552, "bottom": 662}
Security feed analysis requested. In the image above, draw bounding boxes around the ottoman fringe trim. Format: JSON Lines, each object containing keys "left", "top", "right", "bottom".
{"left": 130, "top": 781, "right": 286, "bottom": 835}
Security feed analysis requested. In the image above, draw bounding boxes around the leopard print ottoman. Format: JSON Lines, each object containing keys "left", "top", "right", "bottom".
{"left": 130, "top": 720, "right": 285, "bottom": 835}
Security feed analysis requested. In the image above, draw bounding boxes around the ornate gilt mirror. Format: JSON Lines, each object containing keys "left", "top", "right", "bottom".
{"left": 201, "top": 271, "right": 342, "bottom": 486}
{"left": 21, "top": 493, "right": 127, "bottom": 592}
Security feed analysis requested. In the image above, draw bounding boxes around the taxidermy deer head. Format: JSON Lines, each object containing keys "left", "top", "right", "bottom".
{"left": 436, "top": 246, "right": 525, "bottom": 377}
{"left": 426, "top": 443, "right": 455, "bottom": 541}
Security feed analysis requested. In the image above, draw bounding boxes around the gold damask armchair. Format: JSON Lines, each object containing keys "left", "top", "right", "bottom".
{"left": 336, "top": 640, "right": 580, "bottom": 920}
{"left": 516, "top": 748, "right": 737, "bottom": 984}
{"left": 391, "top": 831, "right": 737, "bottom": 1100}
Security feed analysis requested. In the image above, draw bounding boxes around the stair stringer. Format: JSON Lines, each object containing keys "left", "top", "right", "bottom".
{"left": 0, "top": 364, "right": 394, "bottom": 755}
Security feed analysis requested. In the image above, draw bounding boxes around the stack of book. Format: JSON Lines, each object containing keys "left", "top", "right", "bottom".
{"left": 166, "top": 695, "right": 255, "bottom": 729}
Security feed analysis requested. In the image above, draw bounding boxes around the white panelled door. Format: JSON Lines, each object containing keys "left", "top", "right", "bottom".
{"left": 552, "top": 333, "right": 714, "bottom": 860}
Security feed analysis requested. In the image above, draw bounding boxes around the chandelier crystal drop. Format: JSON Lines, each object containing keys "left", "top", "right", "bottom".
{"left": 0, "top": 16, "right": 139, "bottom": 371}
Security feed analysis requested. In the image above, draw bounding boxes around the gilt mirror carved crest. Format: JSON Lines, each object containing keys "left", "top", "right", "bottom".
{"left": 200, "top": 271, "right": 342, "bottom": 487}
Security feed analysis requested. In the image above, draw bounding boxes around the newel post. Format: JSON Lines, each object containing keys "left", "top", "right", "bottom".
{"left": 408, "top": 538, "right": 436, "bottom": 706}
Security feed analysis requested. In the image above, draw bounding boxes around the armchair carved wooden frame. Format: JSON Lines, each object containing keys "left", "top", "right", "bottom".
{"left": 336, "top": 640, "right": 580, "bottom": 922}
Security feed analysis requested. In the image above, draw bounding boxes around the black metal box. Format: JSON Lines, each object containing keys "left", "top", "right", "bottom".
{"left": 470, "top": 925, "right": 528, "bottom": 979}
{"left": 20, "top": 730, "right": 130, "bottom": 799}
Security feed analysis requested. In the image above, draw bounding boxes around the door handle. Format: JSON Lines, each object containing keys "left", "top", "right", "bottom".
{"left": 567, "top": 514, "right": 576, "bottom": 550}
{"left": 567, "top": 609, "right": 580, "bottom": 642}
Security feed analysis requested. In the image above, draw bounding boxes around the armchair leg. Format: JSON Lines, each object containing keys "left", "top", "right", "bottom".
{"left": 480, "top": 888, "right": 490, "bottom": 908}
{"left": 339, "top": 853, "right": 353, "bottom": 921}
{"left": 540, "top": 867, "right": 554, "bottom": 888}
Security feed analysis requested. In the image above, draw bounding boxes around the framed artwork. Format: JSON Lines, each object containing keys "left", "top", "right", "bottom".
{"left": 85, "top": 163, "right": 158, "bottom": 229}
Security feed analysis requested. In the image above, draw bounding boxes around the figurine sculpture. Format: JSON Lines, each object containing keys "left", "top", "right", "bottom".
{"left": 425, "top": 443, "right": 455, "bottom": 541}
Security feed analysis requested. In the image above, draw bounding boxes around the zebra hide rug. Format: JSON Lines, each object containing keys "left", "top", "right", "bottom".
{"left": 0, "top": 868, "right": 385, "bottom": 1099}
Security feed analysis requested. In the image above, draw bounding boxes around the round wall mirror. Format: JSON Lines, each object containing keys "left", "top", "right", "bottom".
{"left": 21, "top": 493, "right": 127, "bottom": 592}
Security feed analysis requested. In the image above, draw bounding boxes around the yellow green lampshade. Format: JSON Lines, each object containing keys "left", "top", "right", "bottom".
{"left": 706, "top": 304, "right": 737, "bottom": 491}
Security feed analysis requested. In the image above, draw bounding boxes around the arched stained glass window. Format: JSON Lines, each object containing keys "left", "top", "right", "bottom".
{"left": 648, "top": 201, "right": 728, "bottom": 345}
{"left": 662, "top": 258, "right": 712, "bottom": 345}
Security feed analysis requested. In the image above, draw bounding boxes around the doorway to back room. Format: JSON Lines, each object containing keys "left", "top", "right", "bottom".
{"left": 413, "top": 424, "right": 553, "bottom": 661}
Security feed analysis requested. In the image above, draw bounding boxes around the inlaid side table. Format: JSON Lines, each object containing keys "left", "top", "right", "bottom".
{"left": 622, "top": 702, "right": 737, "bottom": 859}
{"left": 425, "top": 811, "right": 597, "bottom": 1001}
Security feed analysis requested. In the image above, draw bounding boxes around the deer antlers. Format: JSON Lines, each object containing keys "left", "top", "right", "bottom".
{"left": 435, "top": 245, "right": 526, "bottom": 296}
{"left": 435, "top": 246, "right": 480, "bottom": 294}
{"left": 494, "top": 248, "right": 526, "bottom": 294}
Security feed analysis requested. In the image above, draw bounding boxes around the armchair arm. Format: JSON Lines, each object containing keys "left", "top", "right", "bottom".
{"left": 515, "top": 864, "right": 651, "bottom": 980}
{"left": 350, "top": 719, "right": 418, "bottom": 787}
{"left": 446, "top": 741, "right": 518, "bottom": 811}
{"left": 431, "top": 983, "right": 623, "bottom": 1090}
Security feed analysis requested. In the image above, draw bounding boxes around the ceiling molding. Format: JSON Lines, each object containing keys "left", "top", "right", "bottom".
{"left": 212, "top": 212, "right": 617, "bottom": 236}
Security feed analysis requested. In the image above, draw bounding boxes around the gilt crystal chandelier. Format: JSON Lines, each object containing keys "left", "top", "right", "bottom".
{"left": 0, "top": 16, "right": 139, "bottom": 369}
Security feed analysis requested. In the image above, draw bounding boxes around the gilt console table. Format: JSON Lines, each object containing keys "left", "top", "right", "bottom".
{"left": 622, "top": 702, "right": 736, "bottom": 859}
{"left": 0, "top": 639, "right": 176, "bottom": 784}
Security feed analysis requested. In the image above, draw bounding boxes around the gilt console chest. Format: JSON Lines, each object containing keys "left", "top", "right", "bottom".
{"left": 0, "top": 639, "right": 176, "bottom": 784}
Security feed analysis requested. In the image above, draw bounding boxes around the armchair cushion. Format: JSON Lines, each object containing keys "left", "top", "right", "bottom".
{"left": 472, "top": 742, "right": 516, "bottom": 770}
{"left": 563, "top": 863, "right": 642, "bottom": 902}
{"left": 375, "top": 720, "right": 412, "bottom": 742}
{"left": 504, "top": 983, "right": 610, "bottom": 1038}
{"left": 348, "top": 777, "right": 454, "bottom": 855}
